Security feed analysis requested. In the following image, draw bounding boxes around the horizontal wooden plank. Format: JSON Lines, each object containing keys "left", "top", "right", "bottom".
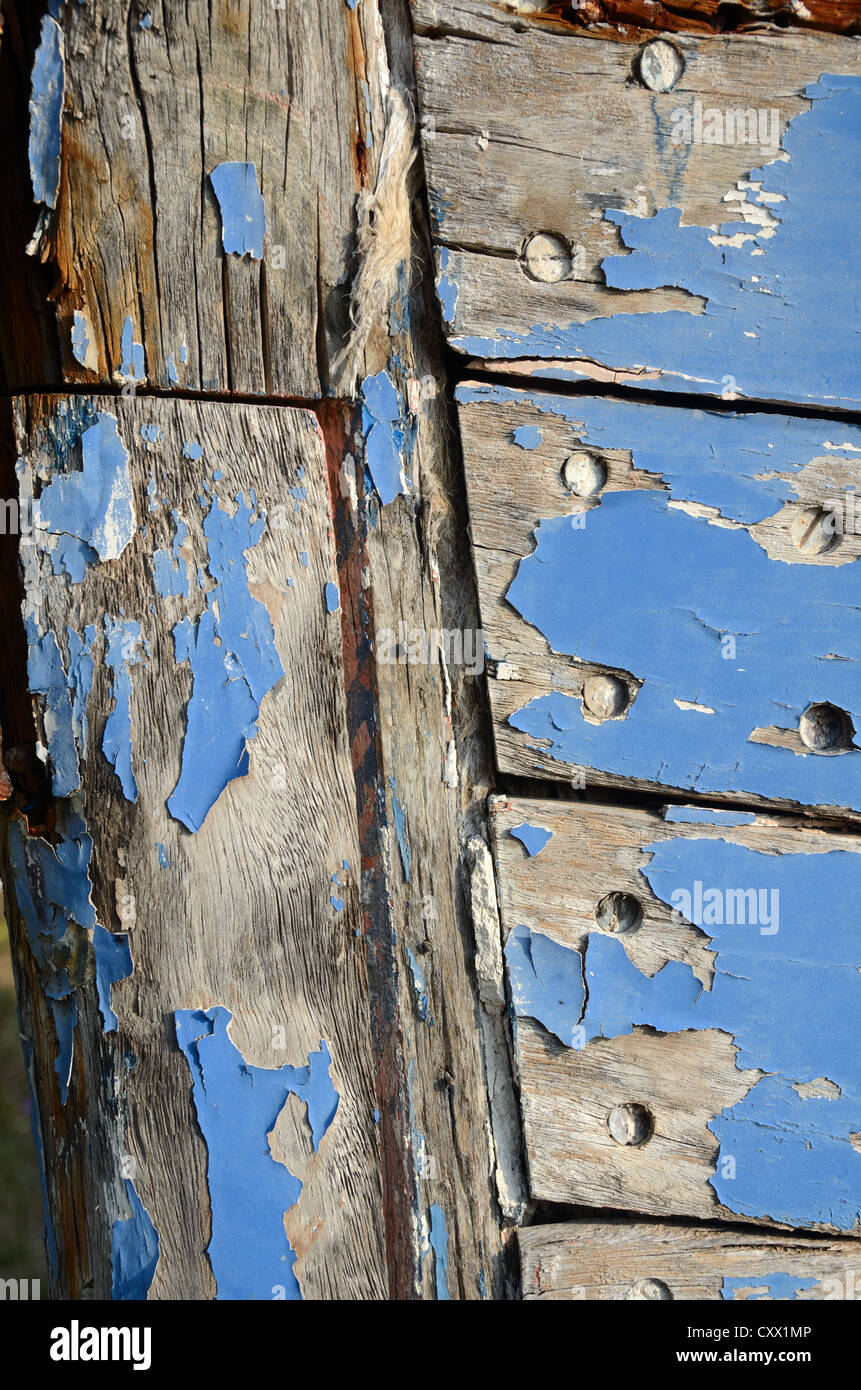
{"left": 460, "top": 381, "right": 861, "bottom": 818}
{"left": 518, "top": 1218, "right": 861, "bottom": 1301}
{"left": 491, "top": 794, "right": 861, "bottom": 1236}
{"left": 414, "top": 4, "right": 861, "bottom": 408}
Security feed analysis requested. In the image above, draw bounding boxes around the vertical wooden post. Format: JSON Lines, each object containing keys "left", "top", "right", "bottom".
{"left": 0, "top": 0, "right": 516, "bottom": 1299}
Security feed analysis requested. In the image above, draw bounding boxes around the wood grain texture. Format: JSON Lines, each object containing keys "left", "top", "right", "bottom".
{"left": 11, "top": 0, "right": 386, "bottom": 397}
{"left": 491, "top": 794, "right": 861, "bottom": 1236}
{"left": 518, "top": 1218, "right": 861, "bottom": 1301}
{"left": 4, "top": 392, "right": 387, "bottom": 1299}
{"left": 413, "top": 2, "right": 861, "bottom": 408}
{"left": 442, "top": 1, "right": 861, "bottom": 41}
{"left": 458, "top": 381, "right": 861, "bottom": 819}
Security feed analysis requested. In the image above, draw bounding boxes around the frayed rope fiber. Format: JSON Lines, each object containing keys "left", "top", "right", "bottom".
{"left": 332, "top": 87, "right": 417, "bottom": 391}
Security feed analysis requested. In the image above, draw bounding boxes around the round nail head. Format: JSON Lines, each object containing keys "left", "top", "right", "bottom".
{"left": 583, "top": 673, "right": 629, "bottom": 718}
{"left": 790, "top": 506, "right": 838, "bottom": 556}
{"left": 799, "top": 702, "right": 854, "bottom": 752}
{"left": 638, "top": 39, "right": 684, "bottom": 93}
{"left": 563, "top": 452, "right": 607, "bottom": 497}
{"left": 595, "top": 890, "right": 643, "bottom": 935}
{"left": 522, "top": 232, "right": 572, "bottom": 283}
{"left": 608, "top": 1102, "right": 653, "bottom": 1146}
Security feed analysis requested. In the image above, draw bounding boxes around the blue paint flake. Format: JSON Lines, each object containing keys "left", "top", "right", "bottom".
{"left": 722, "top": 1273, "right": 819, "bottom": 1301}
{"left": 92, "top": 924, "right": 133, "bottom": 1032}
{"left": 112, "top": 1179, "right": 159, "bottom": 1300}
{"left": 505, "top": 923, "right": 585, "bottom": 1049}
{"left": 102, "top": 617, "right": 143, "bottom": 803}
{"left": 324, "top": 580, "right": 340, "bottom": 612}
{"left": 436, "top": 247, "right": 459, "bottom": 324}
{"left": 427, "top": 1204, "right": 449, "bottom": 1301}
{"left": 665, "top": 806, "right": 756, "bottom": 826}
{"left": 183, "top": 440, "right": 203, "bottom": 461}
{"left": 510, "top": 823, "right": 553, "bottom": 857}
{"left": 389, "top": 778, "right": 411, "bottom": 882}
{"left": 210, "top": 162, "right": 266, "bottom": 259}
{"left": 168, "top": 496, "right": 284, "bottom": 833}
{"left": 155, "top": 843, "right": 169, "bottom": 869}
{"left": 175, "top": 1007, "right": 339, "bottom": 1299}
{"left": 29, "top": 16, "right": 64, "bottom": 208}
{"left": 152, "top": 512, "right": 189, "bottom": 598}
{"left": 37, "top": 412, "right": 136, "bottom": 563}
{"left": 26, "top": 621, "right": 78, "bottom": 796}
{"left": 406, "top": 946, "right": 430, "bottom": 1022}
{"left": 453, "top": 76, "right": 861, "bottom": 411}
{"left": 120, "top": 317, "right": 145, "bottom": 382}
{"left": 512, "top": 425, "right": 542, "bottom": 450}
{"left": 71, "top": 311, "right": 92, "bottom": 369}
{"left": 330, "top": 895, "right": 345, "bottom": 912}
{"left": 361, "top": 373, "right": 409, "bottom": 505}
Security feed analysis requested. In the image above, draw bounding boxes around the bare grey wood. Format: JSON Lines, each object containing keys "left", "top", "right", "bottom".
{"left": 519, "top": 1218, "right": 861, "bottom": 1301}
{"left": 490, "top": 794, "right": 861, "bottom": 1235}
{"left": 5, "top": 392, "right": 387, "bottom": 1299}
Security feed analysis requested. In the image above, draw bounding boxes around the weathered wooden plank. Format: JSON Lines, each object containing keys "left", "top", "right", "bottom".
{"left": 459, "top": 381, "right": 861, "bottom": 818}
{"left": 3, "top": 392, "right": 387, "bottom": 1299}
{"left": 519, "top": 1218, "right": 861, "bottom": 1301}
{"left": 491, "top": 793, "right": 861, "bottom": 1235}
{"left": 413, "top": 3, "right": 861, "bottom": 408}
{"left": 7, "top": 0, "right": 386, "bottom": 397}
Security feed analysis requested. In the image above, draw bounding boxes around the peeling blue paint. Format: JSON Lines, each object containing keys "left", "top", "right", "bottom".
{"left": 512, "top": 425, "right": 542, "bottom": 450}
{"left": 508, "top": 837, "right": 861, "bottom": 1230}
{"left": 66, "top": 623, "right": 96, "bottom": 763}
{"left": 8, "top": 812, "right": 96, "bottom": 1103}
{"left": 140, "top": 423, "right": 160, "bottom": 444}
{"left": 325, "top": 580, "right": 340, "bottom": 612}
{"left": 29, "top": 16, "right": 64, "bottom": 209}
{"left": 452, "top": 76, "right": 861, "bottom": 410}
{"left": 37, "top": 412, "right": 136, "bottom": 564}
{"left": 505, "top": 923, "right": 585, "bottom": 1049}
{"left": 152, "top": 512, "right": 189, "bottom": 598}
{"left": 665, "top": 807, "right": 756, "bottom": 826}
{"left": 92, "top": 924, "right": 133, "bottom": 1032}
{"left": 428, "top": 1204, "right": 449, "bottom": 1300}
{"left": 506, "top": 489, "right": 861, "bottom": 811}
{"left": 456, "top": 382, "right": 861, "bottom": 528}
{"left": 361, "top": 372, "right": 409, "bottom": 505}
{"left": 26, "top": 621, "right": 78, "bottom": 796}
{"left": 721, "top": 1273, "right": 819, "bottom": 1300}
{"left": 175, "top": 1007, "right": 339, "bottom": 1299}
{"left": 71, "top": 311, "right": 92, "bottom": 368}
{"left": 389, "top": 778, "right": 411, "bottom": 881}
{"left": 120, "top": 318, "right": 145, "bottom": 382}
{"left": 112, "top": 1179, "right": 159, "bottom": 1300}
{"left": 210, "top": 162, "right": 266, "bottom": 259}
{"left": 436, "top": 248, "right": 459, "bottom": 324}
{"left": 183, "top": 440, "right": 203, "bottom": 461}
{"left": 103, "top": 617, "right": 143, "bottom": 803}
{"left": 406, "top": 947, "right": 430, "bottom": 1022}
{"left": 510, "top": 823, "right": 553, "bottom": 857}
{"left": 155, "top": 843, "right": 168, "bottom": 868}
{"left": 168, "top": 496, "right": 284, "bottom": 833}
